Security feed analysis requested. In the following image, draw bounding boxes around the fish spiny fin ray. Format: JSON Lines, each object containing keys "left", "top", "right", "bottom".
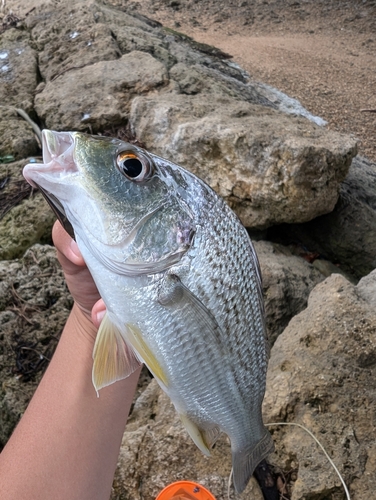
{"left": 179, "top": 414, "right": 211, "bottom": 456}
{"left": 202, "top": 425, "right": 221, "bottom": 449}
{"left": 125, "top": 323, "right": 169, "bottom": 387}
{"left": 92, "top": 312, "right": 141, "bottom": 393}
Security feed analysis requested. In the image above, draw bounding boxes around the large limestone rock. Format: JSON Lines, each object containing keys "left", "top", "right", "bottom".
{"left": 131, "top": 93, "right": 356, "bottom": 228}
{"left": 0, "top": 161, "right": 55, "bottom": 260}
{"left": 269, "top": 155, "right": 376, "bottom": 278}
{"left": 26, "top": 1, "right": 121, "bottom": 82}
{"left": 35, "top": 51, "right": 168, "bottom": 132}
{"left": 254, "top": 240, "right": 324, "bottom": 345}
{"left": 263, "top": 272, "right": 376, "bottom": 500}
{"left": 0, "top": 107, "right": 39, "bottom": 160}
{"left": 0, "top": 29, "right": 38, "bottom": 113}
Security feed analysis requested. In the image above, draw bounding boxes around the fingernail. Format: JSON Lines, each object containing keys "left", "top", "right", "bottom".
{"left": 96, "top": 309, "right": 106, "bottom": 325}
{"left": 70, "top": 239, "right": 81, "bottom": 258}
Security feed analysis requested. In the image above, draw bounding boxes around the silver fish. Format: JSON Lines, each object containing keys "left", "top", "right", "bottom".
{"left": 23, "top": 130, "right": 274, "bottom": 493}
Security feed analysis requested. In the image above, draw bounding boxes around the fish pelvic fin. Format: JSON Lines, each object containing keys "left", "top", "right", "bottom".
{"left": 232, "top": 428, "right": 274, "bottom": 494}
{"left": 92, "top": 312, "right": 141, "bottom": 394}
{"left": 179, "top": 414, "right": 211, "bottom": 456}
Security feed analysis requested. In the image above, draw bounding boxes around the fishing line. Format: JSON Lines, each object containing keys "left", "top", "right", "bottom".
{"left": 266, "top": 422, "right": 351, "bottom": 500}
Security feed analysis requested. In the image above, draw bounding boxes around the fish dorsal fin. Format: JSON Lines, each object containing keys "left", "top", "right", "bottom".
{"left": 92, "top": 312, "right": 141, "bottom": 393}
{"left": 179, "top": 414, "right": 211, "bottom": 456}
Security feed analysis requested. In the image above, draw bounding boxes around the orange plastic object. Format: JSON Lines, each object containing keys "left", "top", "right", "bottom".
{"left": 156, "top": 480, "right": 216, "bottom": 500}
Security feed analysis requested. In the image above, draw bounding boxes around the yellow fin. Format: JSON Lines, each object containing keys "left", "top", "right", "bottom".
{"left": 92, "top": 313, "right": 141, "bottom": 393}
{"left": 179, "top": 414, "right": 211, "bottom": 456}
{"left": 126, "top": 323, "right": 169, "bottom": 387}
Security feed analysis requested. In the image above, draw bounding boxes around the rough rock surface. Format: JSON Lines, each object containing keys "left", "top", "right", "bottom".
{"left": 269, "top": 156, "right": 376, "bottom": 278}
{"left": 0, "top": 161, "right": 55, "bottom": 260}
{"left": 35, "top": 51, "right": 169, "bottom": 132}
{"left": 0, "top": 28, "right": 38, "bottom": 113}
{"left": 0, "top": 244, "right": 72, "bottom": 448}
{"left": 254, "top": 241, "right": 324, "bottom": 345}
{"left": 0, "top": 107, "right": 39, "bottom": 160}
{"left": 131, "top": 93, "right": 356, "bottom": 228}
{"left": 263, "top": 272, "right": 376, "bottom": 500}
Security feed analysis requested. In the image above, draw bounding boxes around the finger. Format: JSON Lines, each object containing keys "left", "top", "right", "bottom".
{"left": 92, "top": 299, "right": 107, "bottom": 328}
{"left": 52, "top": 220, "right": 85, "bottom": 268}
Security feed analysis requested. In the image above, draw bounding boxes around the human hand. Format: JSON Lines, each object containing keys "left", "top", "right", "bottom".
{"left": 52, "top": 221, "right": 106, "bottom": 335}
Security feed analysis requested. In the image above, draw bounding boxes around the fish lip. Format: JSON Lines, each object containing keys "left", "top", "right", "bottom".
{"left": 36, "top": 183, "right": 76, "bottom": 240}
{"left": 42, "top": 129, "right": 75, "bottom": 164}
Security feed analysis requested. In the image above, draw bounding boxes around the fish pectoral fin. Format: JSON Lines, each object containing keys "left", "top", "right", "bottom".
{"left": 179, "top": 414, "right": 211, "bottom": 457}
{"left": 92, "top": 313, "right": 141, "bottom": 393}
{"left": 158, "top": 274, "right": 225, "bottom": 348}
{"left": 202, "top": 425, "right": 221, "bottom": 449}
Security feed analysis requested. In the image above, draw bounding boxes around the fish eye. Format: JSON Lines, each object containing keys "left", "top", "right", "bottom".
{"left": 116, "top": 150, "right": 154, "bottom": 182}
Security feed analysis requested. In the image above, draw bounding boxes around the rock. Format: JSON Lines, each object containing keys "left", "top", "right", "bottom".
{"left": 113, "top": 379, "right": 264, "bottom": 500}
{"left": 35, "top": 51, "right": 168, "bottom": 132}
{"left": 0, "top": 161, "right": 56, "bottom": 260}
{"left": 0, "top": 28, "right": 38, "bottom": 113}
{"left": 312, "top": 257, "right": 356, "bottom": 283}
{"left": 268, "top": 155, "right": 376, "bottom": 278}
{"left": 0, "top": 244, "right": 72, "bottom": 448}
{"left": 0, "top": 107, "right": 39, "bottom": 160}
{"left": 254, "top": 241, "right": 324, "bottom": 345}
{"left": 27, "top": 1, "right": 121, "bottom": 81}
{"left": 357, "top": 269, "right": 376, "bottom": 307}
{"left": 263, "top": 273, "right": 376, "bottom": 500}
{"left": 130, "top": 93, "right": 357, "bottom": 228}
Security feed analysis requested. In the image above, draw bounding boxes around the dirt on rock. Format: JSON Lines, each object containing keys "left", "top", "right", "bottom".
{"left": 125, "top": 0, "right": 376, "bottom": 162}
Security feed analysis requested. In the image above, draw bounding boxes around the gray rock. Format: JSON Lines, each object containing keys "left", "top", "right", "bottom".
{"left": 130, "top": 93, "right": 357, "bottom": 228}
{"left": 357, "top": 269, "right": 376, "bottom": 307}
{"left": 27, "top": 1, "right": 121, "bottom": 81}
{"left": 269, "top": 155, "right": 376, "bottom": 278}
{"left": 254, "top": 240, "right": 324, "bottom": 345}
{"left": 0, "top": 29, "right": 38, "bottom": 112}
{"left": 0, "top": 244, "right": 72, "bottom": 447}
{"left": 0, "top": 161, "right": 55, "bottom": 261}
{"left": 263, "top": 273, "right": 376, "bottom": 500}
{"left": 0, "top": 107, "right": 39, "bottom": 160}
{"left": 0, "top": 193, "right": 56, "bottom": 260}
{"left": 35, "top": 51, "right": 168, "bottom": 132}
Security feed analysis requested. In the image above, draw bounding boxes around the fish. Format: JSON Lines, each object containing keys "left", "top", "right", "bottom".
{"left": 23, "top": 130, "right": 274, "bottom": 493}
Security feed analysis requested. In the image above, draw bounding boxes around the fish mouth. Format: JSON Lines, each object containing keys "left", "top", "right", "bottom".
{"left": 23, "top": 130, "right": 78, "bottom": 239}
{"left": 42, "top": 129, "right": 77, "bottom": 165}
{"left": 37, "top": 184, "right": 76, "bottom": 240}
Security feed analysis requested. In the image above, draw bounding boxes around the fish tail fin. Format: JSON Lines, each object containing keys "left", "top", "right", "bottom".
{"left": 232, "top": 428, "right": 274, "bottom": 494}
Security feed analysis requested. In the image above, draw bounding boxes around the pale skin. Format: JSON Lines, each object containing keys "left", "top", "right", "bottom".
{"left": 0, "top": 221, "right": 141, "bottom": 500}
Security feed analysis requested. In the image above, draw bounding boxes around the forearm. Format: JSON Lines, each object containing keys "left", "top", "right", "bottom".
{"left": 0, "top": 305, "right": 141, "bottom": 500}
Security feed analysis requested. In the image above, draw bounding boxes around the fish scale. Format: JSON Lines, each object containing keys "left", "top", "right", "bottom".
{"left": 23, "top": 130, "right": 274, "bottom": 493}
